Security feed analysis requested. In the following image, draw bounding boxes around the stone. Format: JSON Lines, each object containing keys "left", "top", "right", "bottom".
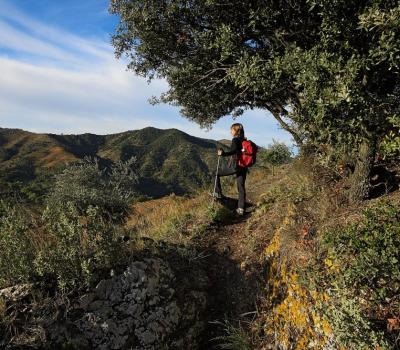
{"left": 2, "top": 257, "right": 209, "bottom": 350}
{"left": 79, "top": 293, "right": 96, "bottom": 309}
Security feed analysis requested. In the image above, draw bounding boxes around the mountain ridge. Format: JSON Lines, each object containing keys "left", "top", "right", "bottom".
{"left": 0, "top": 126, "right": 224, "bottom": 198}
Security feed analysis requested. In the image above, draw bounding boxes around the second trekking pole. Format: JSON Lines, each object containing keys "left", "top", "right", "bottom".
{"left": 212, "top": 155, "right": 221, "bottom": 203}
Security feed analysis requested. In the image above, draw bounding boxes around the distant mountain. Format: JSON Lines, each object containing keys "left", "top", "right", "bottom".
{"left": 0, "top": 127, "right": 224, "bottom": 198}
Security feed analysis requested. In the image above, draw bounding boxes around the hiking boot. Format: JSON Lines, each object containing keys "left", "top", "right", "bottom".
{"left": 236, "top": 208, "right": 244, "bottom": 216}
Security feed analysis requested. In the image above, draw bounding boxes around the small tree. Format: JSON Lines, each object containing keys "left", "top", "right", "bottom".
{"left": 46, "top": 157, "right": 138, "bottom": 223}
{"left": 258, "top": 141, "right": 292, "bottom": 168}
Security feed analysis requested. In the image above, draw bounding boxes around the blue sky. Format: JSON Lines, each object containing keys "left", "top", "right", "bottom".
{"left": 0, "top": 0, "right": 293, "bottom": 147}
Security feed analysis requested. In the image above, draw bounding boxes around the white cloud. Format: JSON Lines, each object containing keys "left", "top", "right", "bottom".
{"left": 0, "top": 1, "right": 294, "bottom": 147}
{"left": 0, "top": 1, "right": 111, "bottom": 63}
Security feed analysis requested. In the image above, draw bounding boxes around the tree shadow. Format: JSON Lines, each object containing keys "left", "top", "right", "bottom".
{"left": 193, "top": 238, "right": 264, "bottom": 349}
{"left": 369, "top": 165, "right": 399, "bottom": 199}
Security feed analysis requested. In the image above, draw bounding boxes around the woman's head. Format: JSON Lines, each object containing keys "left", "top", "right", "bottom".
{"left": 230, "top": 123, "right": 244, "bottom": 138}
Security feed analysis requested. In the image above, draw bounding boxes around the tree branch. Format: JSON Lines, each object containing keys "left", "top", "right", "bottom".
{"left": 269, "top": 107, "right": 303, "bottom": 146}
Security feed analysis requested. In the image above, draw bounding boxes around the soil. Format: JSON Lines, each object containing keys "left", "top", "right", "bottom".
{"left": 193, "top": 194, "right": 266, "bottom": 349}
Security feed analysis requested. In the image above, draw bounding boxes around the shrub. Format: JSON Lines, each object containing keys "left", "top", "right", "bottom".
{"left": 34, "top": 203, "right": 131, "bottom": 291}
{"left": 0, "top": 157, "right": 138, "bottom": 292}
{"left": 0, "top": 201, "right": 35, "bottom": 288}
{"left": 324, "top": 201, "right": 400, "bottom": 305}
{"left": 314, "top": 200, "right": 400, "bottom": 348}
{"left": 257, "top": 140, "right": 292, "bottom": 167}
{"left": 46, "top": 157, "right": 138, "bottom": 223}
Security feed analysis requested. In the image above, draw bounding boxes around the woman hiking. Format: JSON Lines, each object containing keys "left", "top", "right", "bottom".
{"left": 214, "top": 123, "right": 247, "bottom": 216}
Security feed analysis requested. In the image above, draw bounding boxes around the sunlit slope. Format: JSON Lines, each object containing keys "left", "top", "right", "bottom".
{"left": 0, "top": 127, "right": 222, "bottom": 197}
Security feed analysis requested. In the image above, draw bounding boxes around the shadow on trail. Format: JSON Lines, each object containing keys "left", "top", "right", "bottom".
{"left": 197, "top": 250, "right": 263, "bottom": 349}
{"left": 195, "top": 196, "right": 263, "bottom": 349}
{"left": 215, "top": 195, "right": 255, "bottom": 214}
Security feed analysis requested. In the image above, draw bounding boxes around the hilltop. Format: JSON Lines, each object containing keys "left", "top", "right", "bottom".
{"left": 0, "top": 126, "right": 223, "bottom": 198}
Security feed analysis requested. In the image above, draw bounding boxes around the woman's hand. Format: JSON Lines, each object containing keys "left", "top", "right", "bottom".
{"left": 217, "top": 149, "right": 224, "bottom": 156}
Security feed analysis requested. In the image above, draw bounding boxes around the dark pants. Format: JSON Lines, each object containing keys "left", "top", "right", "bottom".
{"left": 215, "top": 164, "right": 247, "bottom": 209}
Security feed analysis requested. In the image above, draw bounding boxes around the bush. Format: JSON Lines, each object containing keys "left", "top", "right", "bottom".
{"left": 314, "top": 200, "right": 400, "bottom": 348}
{"left": 0, "top": 202, "right": 35, "bottom": 288}
{"left": 46, "top": 157, "right": 138, "bottom": 223}
{"left": 34, "top": 203, "right": 132, "bottom": 291}
{"left": 324, "top": 201, "right": 400, "bottom": 305}
{"left": 0, "top": 158, "right": 139, "bottom": 292}
{"left": 257, "top": 140, "right": 292, "bottom": 167}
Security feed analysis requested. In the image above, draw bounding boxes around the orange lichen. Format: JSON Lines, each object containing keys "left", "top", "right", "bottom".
{"left": 262, "top": 204, "right": 333, "bottom": 349}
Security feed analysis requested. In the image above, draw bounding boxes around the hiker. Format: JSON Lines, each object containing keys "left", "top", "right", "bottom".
{"left": 214, "top": 123, "right": 247, "bottom": 216}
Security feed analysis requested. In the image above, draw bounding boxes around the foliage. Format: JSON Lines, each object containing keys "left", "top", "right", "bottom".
{"left": 379, "top": 115, "right": 400, "bottom": 160}
{"left": 46, "top": 156, "right": 138, "bottom": 223}
{"left": 0, "top": 202, "right": 34, "bottom": 288}
{"left": 110, "top": 0, "right": 309, "bottom": 143}
{"left": 324, "top": 201, "right": 400, "bottom": 304}
{"left": 212, "top": 320, "right": 251, "bottom": 350}
{"left": 308, "top": 200, "right": 400, "bottom": 348}
{"left": 111, "top": 1, "right": 399, "bottom": 146}
{"left": 110, "top": 0, "right": 400, "bottom": 200}
{"left": 0, "top": 157, "right": 139, "bottom": 291}
{"left": 257, "top": 141, "right": 292, "bottom": 167}
{"left": 0, "top": 202, "right": 132, "bottom": 291}
{"left": 35, "top": 203, "right": 131, "bottom": 291}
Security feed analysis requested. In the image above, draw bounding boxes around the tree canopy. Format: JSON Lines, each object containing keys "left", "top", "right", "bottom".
{"left": 110, "top": 0, "right": 400, "bottom": 199}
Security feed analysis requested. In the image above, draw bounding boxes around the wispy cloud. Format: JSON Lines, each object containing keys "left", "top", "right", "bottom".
{"left": 0, "top": 1, "right": 111, "bottom": 64}
{"left": 0, "top": 1, "right": 293, "bottom": 147}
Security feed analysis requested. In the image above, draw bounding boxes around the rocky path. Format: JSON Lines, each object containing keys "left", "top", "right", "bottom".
{"left": 194, "top": 197, "right": 263, "bottom": 349}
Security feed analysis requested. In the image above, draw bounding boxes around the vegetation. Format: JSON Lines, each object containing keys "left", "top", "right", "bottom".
{"left": 1, "top": 1, "right": 400, "bottom": 347}
{"left": 0, "top": 159, "right": 137, "bottom": 291}
{"left": 212, "top": 320, "right": 251, "bottom": 350}
{"left": 243, "top": 158, "right": 400, "bottom": 349}
{"left": 313, "top": 201, "right": 400, "bottom": 348}
{"left": 128, "top": 191, "right": 232, "bottom": 246}
{"left": 47, "top": 156, "right": 138, "bottom": 222}
{"left": 0, "top": 127, "right": 223, "bottom": 200}
{"left": 257, "top": 140, "right": 292, "bottom": 168}
{"left": 111, "top": 0, "right": 400, "bottom": 201}
{"left": 1, "top": 143, "right": 399, "bottom": 348}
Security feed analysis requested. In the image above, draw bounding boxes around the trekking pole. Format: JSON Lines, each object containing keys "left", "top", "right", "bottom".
{"left": 212, "top": 155, "right": 221, "bottom": 203}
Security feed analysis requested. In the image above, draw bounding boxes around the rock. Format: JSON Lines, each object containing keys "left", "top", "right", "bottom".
{"left": 1, "top": 256, "right": 209, "bottom": 350}
{"left": 79, "top": 293, "right": 96, "bottom": 309}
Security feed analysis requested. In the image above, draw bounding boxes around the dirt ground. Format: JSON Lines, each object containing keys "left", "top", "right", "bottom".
{"left": 193, "top": 171, "right": 272, "bottom": 349}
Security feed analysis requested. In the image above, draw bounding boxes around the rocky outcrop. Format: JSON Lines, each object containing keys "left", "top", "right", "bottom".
{"left": 0, "top": 257, "right": 208, "bottom": 349}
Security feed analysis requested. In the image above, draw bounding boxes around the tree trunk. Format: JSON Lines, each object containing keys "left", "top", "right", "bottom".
{"left": 269, "top": 110, "right": 303, "bottom": 146}
{"left": 348, "top": 138, "right": 377, "bottom": 203}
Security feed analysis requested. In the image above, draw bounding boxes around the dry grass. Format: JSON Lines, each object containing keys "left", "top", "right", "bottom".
{"left": 38, "top": 146, "right": 76, "bottom": 168}
{"left": 127, "top": 192, "right": 215, "bottom": 245}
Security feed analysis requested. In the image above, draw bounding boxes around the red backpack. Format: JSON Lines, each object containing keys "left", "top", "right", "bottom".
{"left": 238, "top": 139, "right": 258, "bottom": 168}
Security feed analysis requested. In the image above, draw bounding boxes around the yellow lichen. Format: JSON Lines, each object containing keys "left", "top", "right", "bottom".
{"left": 262, "top": 204, "right": 333, "bottom": 349}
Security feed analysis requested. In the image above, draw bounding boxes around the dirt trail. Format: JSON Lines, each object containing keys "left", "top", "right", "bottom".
{"left": 195, "top": 196, "right": 264, "bottom": 349}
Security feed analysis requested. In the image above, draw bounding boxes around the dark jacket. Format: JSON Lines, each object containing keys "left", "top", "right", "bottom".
{"left": 222, "top": 136, "right": 244, "bottom": 167}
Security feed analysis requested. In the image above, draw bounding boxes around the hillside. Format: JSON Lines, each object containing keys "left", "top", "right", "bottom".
{"left": 1, "top": 158, "right": 399, "bottom": 349}
{"left": 0, "top": 127, "right": 223, "bottom": 198}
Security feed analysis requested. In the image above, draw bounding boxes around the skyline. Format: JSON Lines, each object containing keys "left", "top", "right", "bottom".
{"left": 0, "top": 0, "right": 294, "bottom": 148}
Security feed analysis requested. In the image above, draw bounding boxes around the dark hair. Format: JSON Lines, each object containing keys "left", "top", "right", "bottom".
{"left": 231, "top": 123, "right": 245, "bottom": 139}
